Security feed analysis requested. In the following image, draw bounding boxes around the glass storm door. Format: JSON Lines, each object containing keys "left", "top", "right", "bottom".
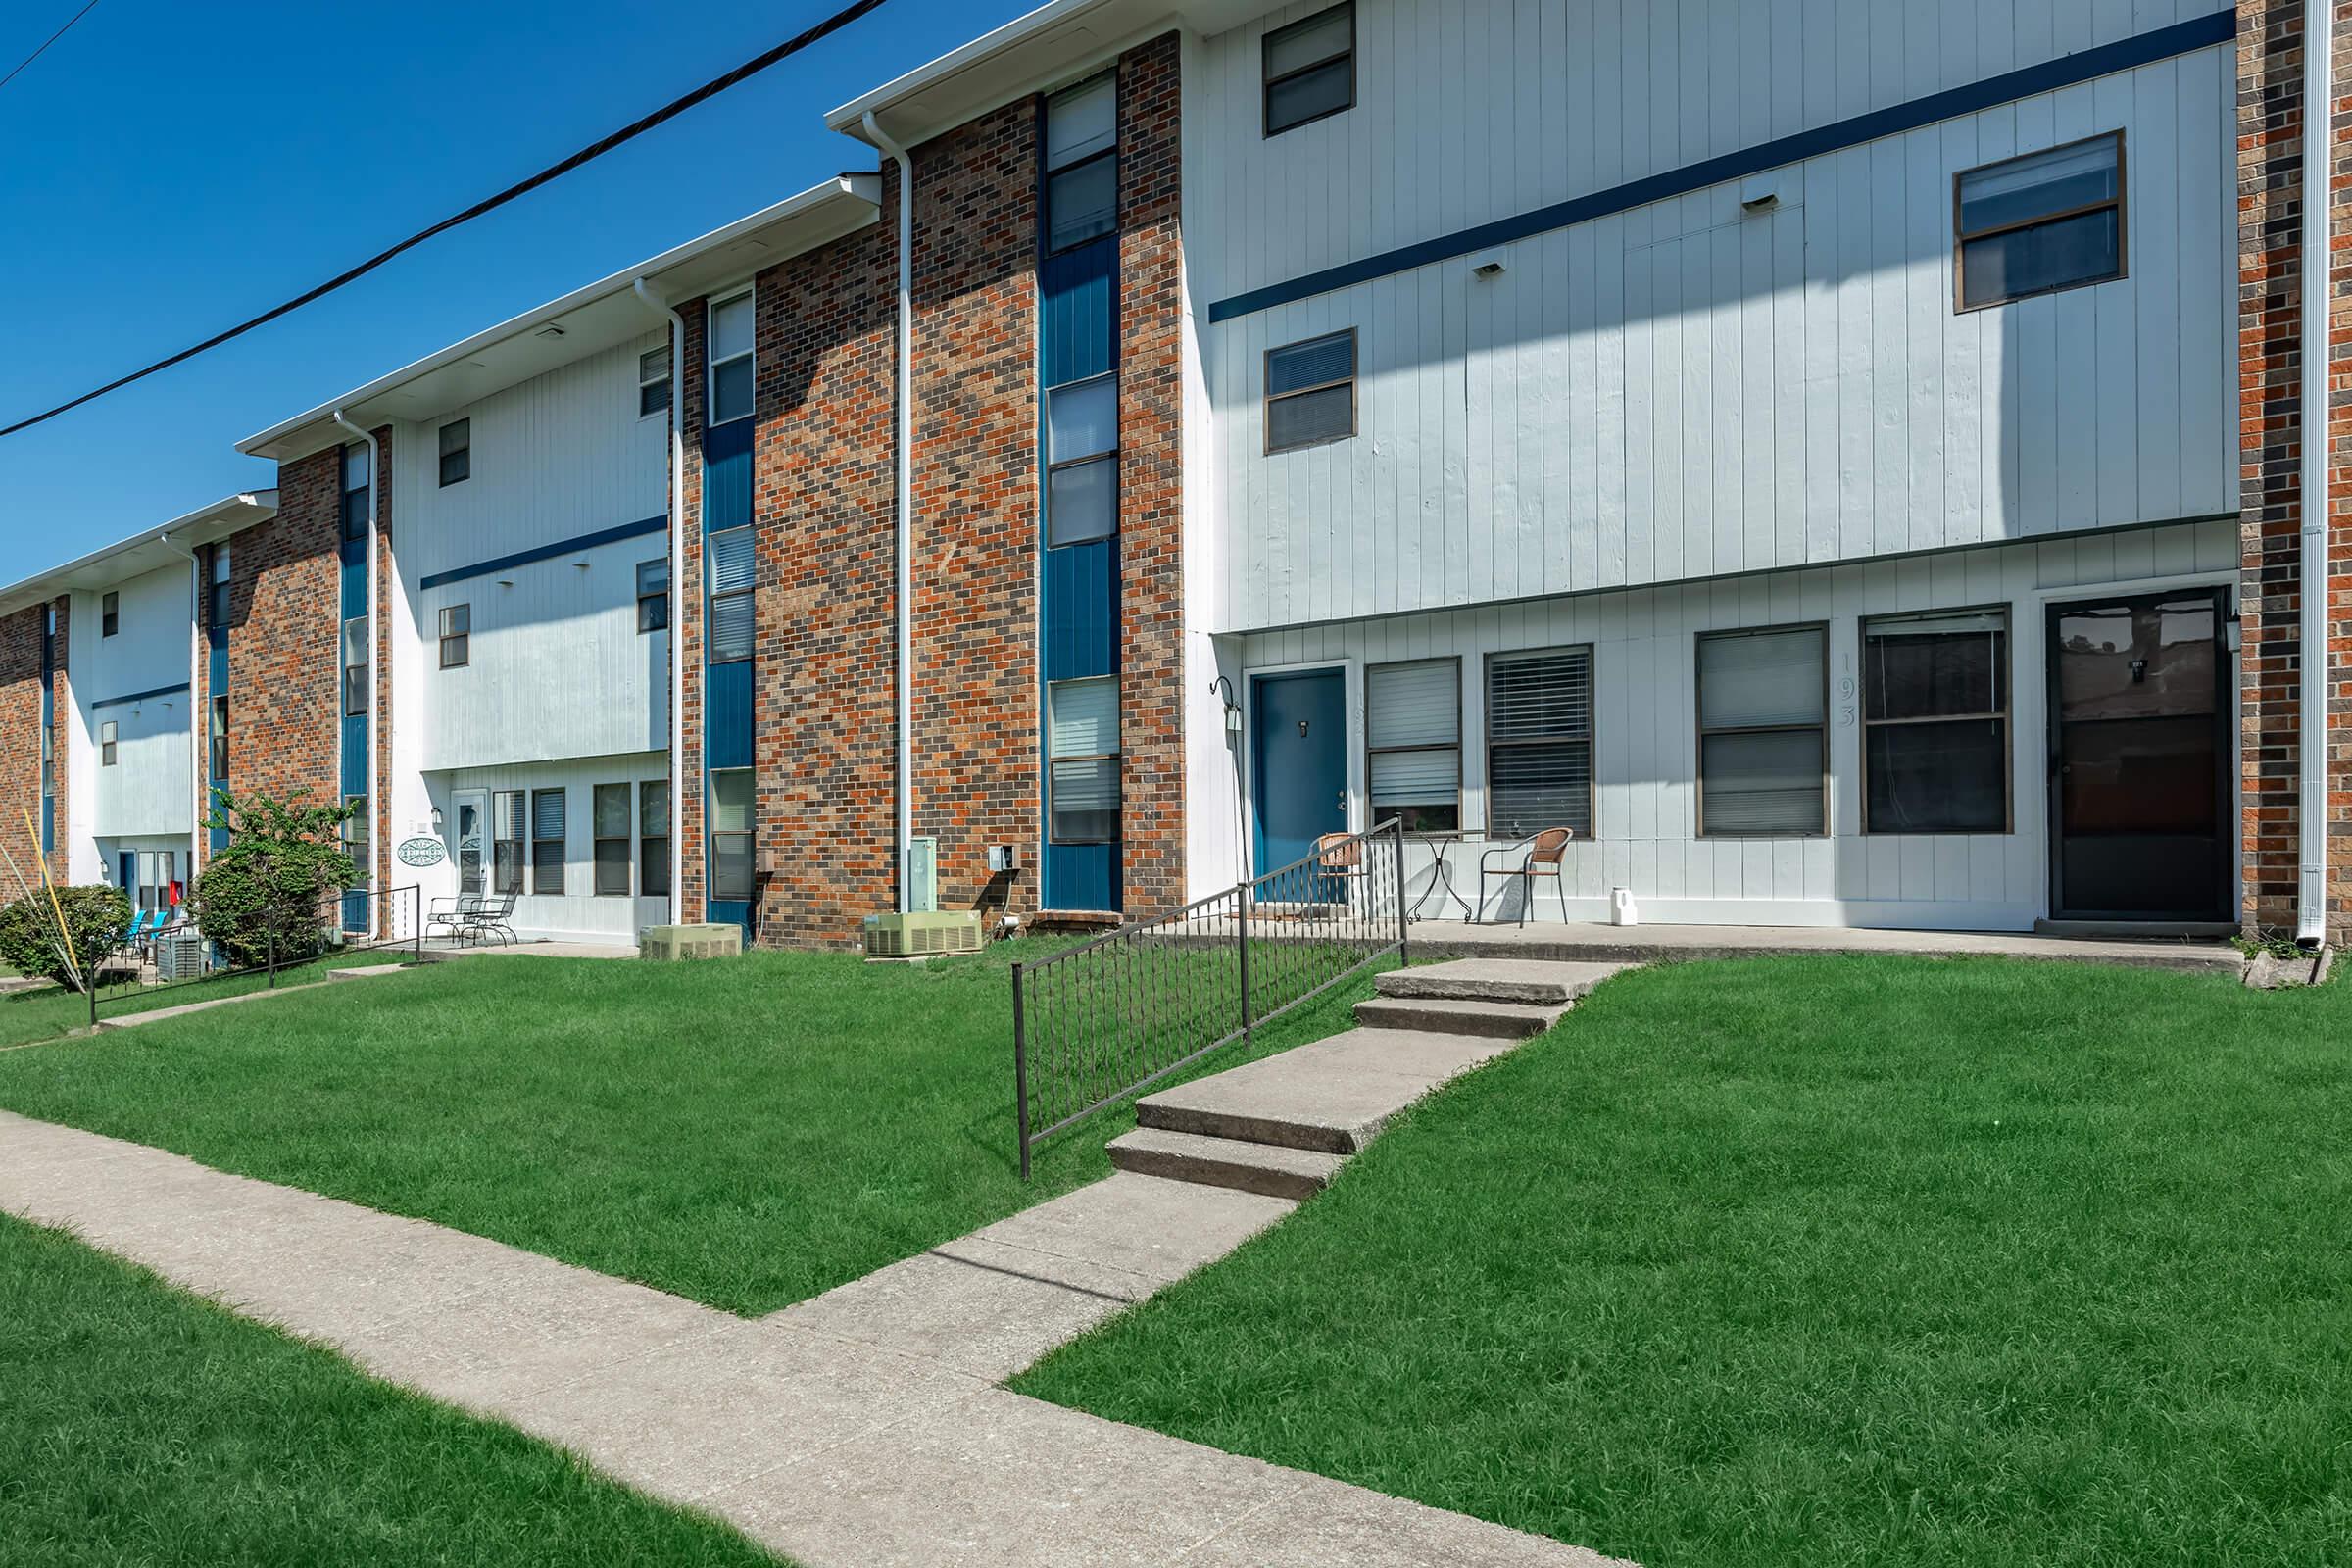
{"left": 2046, "top": 589, "right": 2230, "bottom": 921}
{"left": 452, "top": 791, "right": 486, "bottom": 897}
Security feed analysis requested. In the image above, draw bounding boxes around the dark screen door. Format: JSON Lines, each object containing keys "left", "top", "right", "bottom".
{"left": 2047, "top": 588, "right": 2230, "bottom": 921}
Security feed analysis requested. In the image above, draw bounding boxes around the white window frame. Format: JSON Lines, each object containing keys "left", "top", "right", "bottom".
{"left": 99, "top": 719, "right": 118, "bottom": 767}
{"left": 638, "top": 344, "right": 673, "bottom": 419}
{"left": 707, "top": 288, "right": 756, "bottom": 427}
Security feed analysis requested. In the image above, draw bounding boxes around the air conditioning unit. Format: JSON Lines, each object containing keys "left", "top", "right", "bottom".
{"left": 906, "top": 837, "right": 939, "bottom": 913}
{"left": 155, "top": 937, "right": 208, "bottom": 982}
{"left": 862, "top": 910, "right": 981, "bottom": 958}
{"left": 639, "top": 923, "right": 745, "bottom": 961}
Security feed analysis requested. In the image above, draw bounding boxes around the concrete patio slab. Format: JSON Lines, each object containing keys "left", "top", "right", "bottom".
{"left": 1399, "top": 918, "right": 2241, "bottom": 974}
{"left": 1375, "top": 958, "right": 1627, "bottom": 1004}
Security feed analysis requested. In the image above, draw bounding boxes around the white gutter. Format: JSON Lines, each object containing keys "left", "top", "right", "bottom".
{"left": 2299, "top": 0, "right": 2333, "bottom": 948}
{"left": 331, "top": 411, "right": 382, "bottom": 942}
{"left": 634, "top": 278, "right": 689, "bottom": 925}
{"left": 866, "top": 110, "right": 916, "bottom": 914}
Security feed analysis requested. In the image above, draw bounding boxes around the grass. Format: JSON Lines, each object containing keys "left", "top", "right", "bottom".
{"left": 0, "top": 939, "right": 1381, "bottom": 1315}
{"left": 1014, "top": 955, "right": 2352, "bottom": 1567}
{"left": 0, "top": 949, "right": 406, "bottom": 1051}
{"left": 0, "top": 1212, "right": 782, "bottom": 1566}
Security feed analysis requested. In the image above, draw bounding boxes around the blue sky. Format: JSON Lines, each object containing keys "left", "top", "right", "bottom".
{"left": 0, "top": 0, "right": 1033, "bottom": 573}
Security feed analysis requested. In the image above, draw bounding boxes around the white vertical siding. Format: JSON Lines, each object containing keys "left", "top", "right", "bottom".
{"left": 1205, "top": 518, "right": 2237, "bottom": 927}
{"left": 416, "top": 754, "right": 669, "bottom": 944}
{"left": 1211, "top": 45, "right": 2234, "bottom": 631}
{"left": 71, "top": 567, "right": 195, "bottom": 841}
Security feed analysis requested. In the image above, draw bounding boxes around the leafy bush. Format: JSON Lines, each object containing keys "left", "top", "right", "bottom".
{"left": 0, "top": 884, "right": 130, "bottom": 992}
{"left": 190, "top": 791, "right": 362, "bottom": 969}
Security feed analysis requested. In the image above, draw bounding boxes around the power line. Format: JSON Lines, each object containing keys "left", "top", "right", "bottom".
{"left": 0, "top": 0, "right": 891, "bottom": 440}
{"left": 0, "top": 0, "right": 103, "bottom": 93}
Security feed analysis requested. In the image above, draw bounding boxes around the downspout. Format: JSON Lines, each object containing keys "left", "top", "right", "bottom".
{"left": 2299, "top": 0, "right": 2333, "bottom": 948}
{"left": 634, "top": 278, "right": 688, "bottom": 924}
{"left": 865, "top": 110, "right": 915, "bottom": 913}
{"left": 331, "top": 411, "right": 382, "bottom": 941}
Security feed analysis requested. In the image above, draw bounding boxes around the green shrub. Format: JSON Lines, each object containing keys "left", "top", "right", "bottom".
{"left": 190, "top": 791, "right": 362, "bottom": 970}
{"left": 0, "top": 885, "right": 130, "bottom": 992}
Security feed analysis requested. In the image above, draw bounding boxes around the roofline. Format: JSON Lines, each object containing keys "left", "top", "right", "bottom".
{"left": 0, "top": 491, "right": 277, "bottom": 619}
{"left": 236, "top": 174, "right": 880, "bottom": 460}
{"left": 825, "top": 0, "right": 1122, "bottom": 136}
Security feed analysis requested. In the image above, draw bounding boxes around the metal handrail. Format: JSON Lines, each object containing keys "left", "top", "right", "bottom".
{"left": 1010, "top": 818, "right": 1406, "bottom": 1178}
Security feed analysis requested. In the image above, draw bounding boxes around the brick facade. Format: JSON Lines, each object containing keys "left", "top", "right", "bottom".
{"left": 228, "top": 446, "right": 346, "bottom": 809}
{"left": 2237, "top": 0, "right": 2352, "bottom": 942}
{"left": 0, "top": 599, "right": 67, "bottom": 885}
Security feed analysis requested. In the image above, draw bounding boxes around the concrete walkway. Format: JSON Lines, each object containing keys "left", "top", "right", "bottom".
{"left": 0, "top": 1109, "right": 1625, "bottom": 1567}
{"left": 1398, "top": 917, "right": 2241, "bottom": 974}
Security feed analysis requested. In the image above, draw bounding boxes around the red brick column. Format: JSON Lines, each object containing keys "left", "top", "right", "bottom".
{"left": 2237, "top": 0, "right": 2352, "bottom": 943}
{"left": 236, "top": 448, "right": 345, "bottom": 809}
{"left": 0, "top": 604, "right": 48, "bottom": 882}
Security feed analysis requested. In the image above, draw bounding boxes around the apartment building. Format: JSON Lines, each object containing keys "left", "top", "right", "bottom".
{"left": 0, "top": 493, "right": 277, "bottom": 906}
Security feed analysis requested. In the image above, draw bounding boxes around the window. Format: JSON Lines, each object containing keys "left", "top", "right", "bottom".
{"left": 1047, "top": 677, "right": 1120, "bottom": 844}
{"left": 1366, "top": 660, "right": 1459, "bottom": 834}
{"left": 1863, "top": 609, "right": 2010, "bottom": 834}
{"left": 593, "top": 783, "right": 631, "bottom": 897}
{"left": 1696, "top": 626, "right": 1828, "bottom": 837}
{"left": 1046, "top": 373, "right": 1118, "bottom": 546}
{"left": 636, "top": 559, "right": 669, "bottom": 633}
{"left": 708, "top": 291, "right": 755, "bottom": 425}
{"left": 135, "top": 851, "right": 176, "bottom": 913}
{"left": 710, "top": 770, "right": 755, "bottom": 902}
{"left": 1955, "top": 132, "right": 2123, "bottom": 311}
{"left": 340, "top": 443, "right": 371, "bottom": 542}
{"left": 341, "top": 617, "right": 368, "bottom": 715}
{"left": 208, "top": 543, "right": 230, "bottom": 626}
{"left": 437, "top": 418, "right": 470, "bottom": 486}
{"left": 209, "top": 696, "right": 228, "bottom": 781}
{"left": 1264, "top": 3, "right": 1353, "bottom": 136}
{"left": 438, "top": 604, "right": 469, "bottom": 668}
{"left": 1487, "top": 648, "right": 1595, "bottom": 839}
{"left": 1045, "top": 74, "right": 1117, "bottom": 254}
{"left": 492, "top": 791, "right": 525, "bottom": 895}
{"left": 640, "top": 778, "right": 671, "bottom": 898}
{"left": 638, "top": 345, "right": 672, "bottom": 417}
{"left": 1265, "top": 329, "right": 1355, "bottom": 453}
{"left": 708, "top": 527, "right": 754, "bottom": 662}
{"left": 99, "top": 720, "right": 118, "bottom": 767}
{"left": 530, "top": 788, "right": 565, "bottom": 896}
{"left": 344, "top": 795, "right": 369, "bottom": 867}
{"left": 101, "top": 592, "right": 118, "bottom": 637}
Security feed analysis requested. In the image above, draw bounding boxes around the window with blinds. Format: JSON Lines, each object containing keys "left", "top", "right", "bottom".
{"left": 492, "top": 790, "right": 525, "bottom": 895}
{"left": 1048, "top": 676, "right": 1120, "bottom": 844}
{"left": 709, "top": 290, "right": 755, "bottom": 425}
{"left": 1264, "top": 329, "right": 1355, "bottom": 454}
{"left": 1486, "top": 647, "right": 1593, "bottom": 839}
{"left": 530, "top": 788, "right": 565, "bottom": 896}
{"left": 341, "top": 617, "right": 368, "bottom": 715}
{"left": 639, "top": 779, "right": 671, "bottom": 898}
{"left": 708, "top": 527, "right": 754, "bottom": 663}
{"left": 1863, "top": 608, "right": 2010, "bottom": 834}
{"left": 593, "top": 783, "right": 631, "bottom": 897}
{"left": 1263, "top": 3, "right": 1353, "bottom": 136}
{"left": 1696, "top": 626, "right": 1827, "bottom": 836}
{"left": 1366, "top": 659, "right": 1459, "bottom": 834}
{"left": 709, "top": 770, "right": 755, "bottom": 902}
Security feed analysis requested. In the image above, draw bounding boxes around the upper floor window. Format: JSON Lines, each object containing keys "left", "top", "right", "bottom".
{"left": 340, "top": 443, "right": 371, "bottom": 542}
{"left": 1863, "top": 609, "right": 2011, "bottom": 834}
{"left": 638, "top": 345, "right": 672, "bottom": 417}
{"left": 209, "top": 696, "right": 227, "bottom": 782}
{"left": 1955, "top": 132, "right": 2123, "bottom": 311}
{"left": 437, "top": 418, "right": 471, "bottom": 486}
{"left": 1696, "top": 625, "right": 1827, "bottom": 837}
{"left": 341, "top": 616, "right": 368, "bottom": 716}
{"left": 208, "top": 544, "right": 230, "bottom": 627}
{"left": 1045, "top": 74, "right": 1117, "bottom": 254}
{"left": 1045, "top": 373, "right": 1118, "bottom": 546}
{"left": 1265, "top": 329, "right": 1355, "bottom": 453}
{"left": 1264, "top": 3, "right": 1353, "bottom": 136}
{"left": 438, "top": 604, "right": 470, "bottom": 669}
{"left": 709, "top": 291, "right": 755, "bottom": 425}
{"left": 708, "top": 528, "right": 754, "bottom": 663}
{"left": 636, "top": 559, "right": 669, "bottom": 633}
{"left": 101, "top": 592, "right": 119, "bottom": 637}
{"left": 99, "top": 720, "right": 118, "bottom": 767}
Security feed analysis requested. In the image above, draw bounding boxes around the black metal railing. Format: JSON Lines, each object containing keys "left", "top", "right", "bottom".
{"left": 1010, "top": 819, "right": 1405, "bottom": 1178}
{"left": 83, "top": 884, "right": 423, "bottom": 1029}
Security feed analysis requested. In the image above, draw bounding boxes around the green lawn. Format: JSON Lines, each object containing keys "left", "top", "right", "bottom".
{"left": 0, "top": 950, "right": 408, "bottom": 1050}
{"left": 0, "top": 1212, "right": 780, "bottom": 1566}
{"left": 0, "top": 942, "right": 1377, "bottom": 1315}
{"left": 1015, "top": 956, "right": 2352, "bottom": 1567}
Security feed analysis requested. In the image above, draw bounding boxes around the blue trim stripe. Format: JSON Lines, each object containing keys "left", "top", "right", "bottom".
{"left": 418, "top": 514, "right": 668, "bottom": 591}
{"left": 1207, "top": 11, "right": 2235, "bottom": 324}
{"left": 93, "top": 682, "right": 190, "bottom": 710}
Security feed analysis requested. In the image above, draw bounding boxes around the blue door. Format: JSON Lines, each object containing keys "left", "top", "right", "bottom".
{"left": 1251, "top": 669, "right": 1348, "bottom": 877}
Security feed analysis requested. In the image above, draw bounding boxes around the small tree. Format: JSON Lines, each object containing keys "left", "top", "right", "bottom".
{"left": 0, "top": 885, "right": 129, "bottom": 992}
{"left": 191, "top": 790, "right": 363, "bottom": 969}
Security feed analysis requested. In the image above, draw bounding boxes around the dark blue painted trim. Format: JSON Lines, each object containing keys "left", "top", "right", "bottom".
{"left": 1207, "top": 11, "right": 2235, "bottom": 324}
{"left": 92, "top": 681, "right": 191, "bottom": 710}
{"left": 417, "top": 514, "right": 669, "bottom": 591}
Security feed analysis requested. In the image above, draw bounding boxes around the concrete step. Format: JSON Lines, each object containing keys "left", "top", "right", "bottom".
{"left": 1352, "top": 995, "right": 1567, "bottom": 1038}
{"left": 1105, "top": 1126, "right": 1348, "bottom": 1200}
{"left": 1376, "top": 957, "right": 1626, "bottom": 1005}
{"left": 1138, "top": 1026, "right": 1512, "bottom": 1154}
